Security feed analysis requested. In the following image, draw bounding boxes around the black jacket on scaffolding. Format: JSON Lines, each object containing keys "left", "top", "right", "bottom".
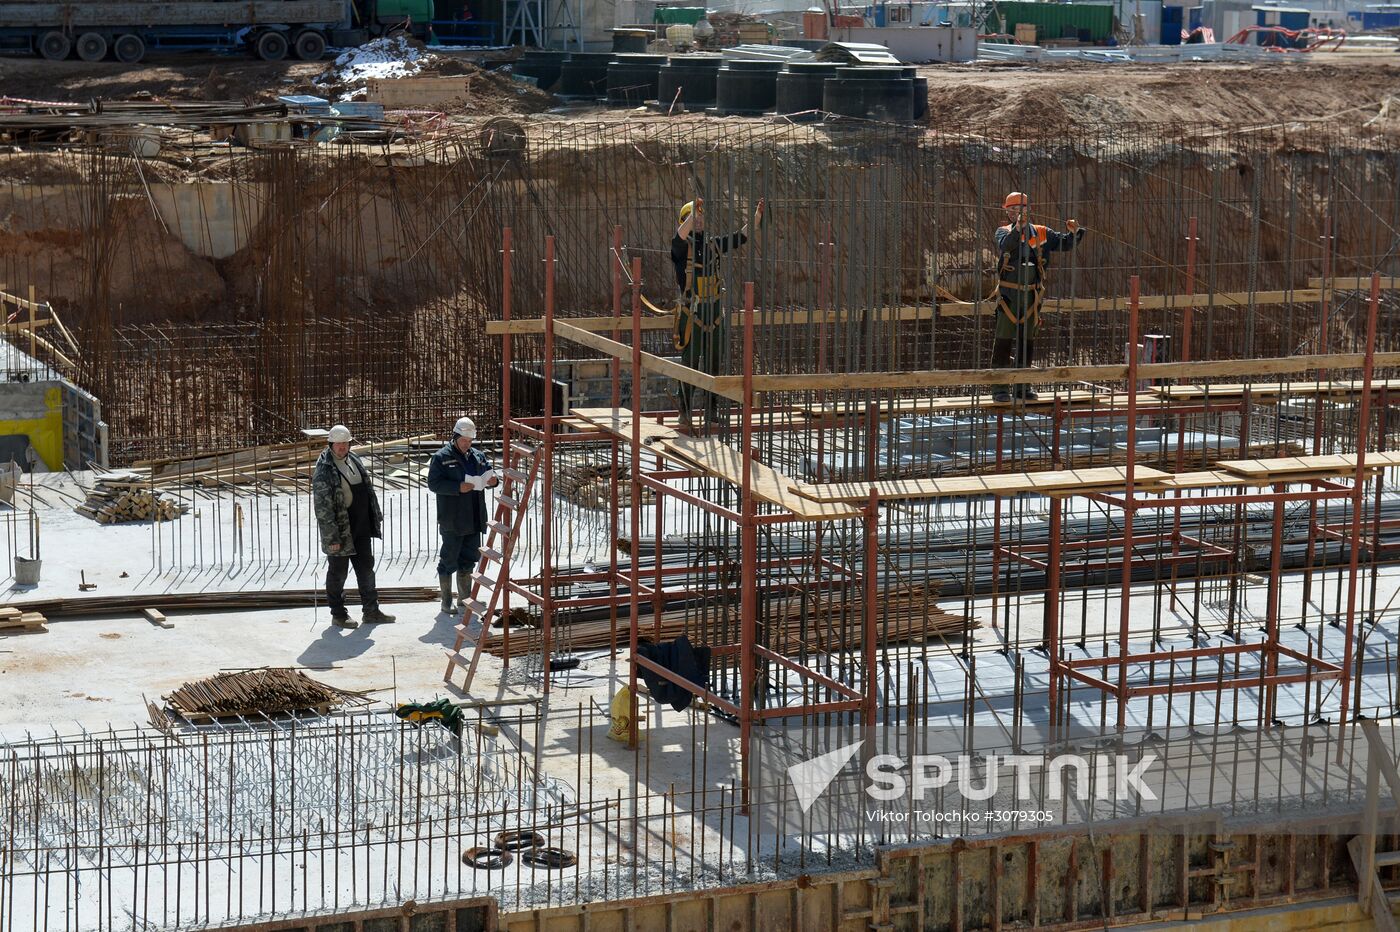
{"left": 635, "top": 635, "right": 712, "bottom": 712}
{"left": 426, "top": 442, "right": 493, "bottom": 534}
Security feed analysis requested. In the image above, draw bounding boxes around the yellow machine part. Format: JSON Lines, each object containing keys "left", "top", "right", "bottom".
{"left": 0, "top": 387, "right": 63, "bottom": 471}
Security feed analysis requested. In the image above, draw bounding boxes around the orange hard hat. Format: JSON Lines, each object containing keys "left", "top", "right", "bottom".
{"left": 1004, "top": 191, "right": 1029, "bottom": 210}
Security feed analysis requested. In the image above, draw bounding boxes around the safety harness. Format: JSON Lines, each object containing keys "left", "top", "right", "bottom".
{"left": 672, "top": 241, "right": 723, "bottom": 352}
{"left": 993, "top": 223, "right": 1050, "bottom": 328}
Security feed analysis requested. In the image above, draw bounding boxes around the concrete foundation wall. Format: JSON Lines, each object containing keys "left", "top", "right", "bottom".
{"left": 210, "top": 821, "right": 1392, "bottom": 932}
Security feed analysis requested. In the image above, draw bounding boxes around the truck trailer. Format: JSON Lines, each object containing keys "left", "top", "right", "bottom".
{"left": 0, "top": 0, "right": 440, "bottom": 63}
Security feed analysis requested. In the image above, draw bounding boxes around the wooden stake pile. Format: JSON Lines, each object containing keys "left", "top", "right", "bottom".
{"left": 0, "top": 606, "right": 47, "bottom": 634}
{"left": 77, "top": 486, "right": 186, "bottom": 524}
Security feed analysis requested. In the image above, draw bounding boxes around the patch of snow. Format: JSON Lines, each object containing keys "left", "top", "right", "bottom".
{"left": 318, "top": 36, "right": 432, "bottom": 85}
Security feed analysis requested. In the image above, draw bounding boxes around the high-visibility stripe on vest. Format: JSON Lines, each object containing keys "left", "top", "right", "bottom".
{"left": 995, "top": 224, "right": 1050, "bottom": 327}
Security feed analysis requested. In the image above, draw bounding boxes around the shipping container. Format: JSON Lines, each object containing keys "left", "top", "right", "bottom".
{"left": 654, "top": 6, "right": 707, "bottom": 24}
{"left": 994, "top": 1, "right": 1115, "bottom": 43}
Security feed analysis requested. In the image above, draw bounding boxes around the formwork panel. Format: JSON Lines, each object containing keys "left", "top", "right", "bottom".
{"left": 921, "top": 849, "right": 954, "bottom": 930}
{"left": 998, "top": 843, "right": 1032, "bottom": 926}
{"left": 1035, "top": 837, "right": 1076, "bottom": 924}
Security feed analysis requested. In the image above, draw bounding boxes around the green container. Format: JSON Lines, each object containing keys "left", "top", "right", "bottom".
{"left": 378, "top": 0, "right": 436, "bottom": 21}
{"left": 995, "top": 1, "right": 1114, "bottom": 42}
{"left": 654, "top": 6, "right": 706, "bottom": 25}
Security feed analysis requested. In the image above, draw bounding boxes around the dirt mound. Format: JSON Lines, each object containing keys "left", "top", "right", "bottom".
{"left": 0, "top": 152, "right": 89, "bottom": 184}
{"left": 918, "top": 56, "right": 1400, "bottom": 131}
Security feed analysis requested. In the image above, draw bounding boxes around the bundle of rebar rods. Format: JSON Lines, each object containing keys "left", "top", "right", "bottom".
{"left": 164, "top": 667, "right": 371, "bottom": 718}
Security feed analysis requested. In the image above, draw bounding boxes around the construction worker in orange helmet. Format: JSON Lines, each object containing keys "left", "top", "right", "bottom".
{"left": 991, "top": 191, "right": 1083, "bottom": 403}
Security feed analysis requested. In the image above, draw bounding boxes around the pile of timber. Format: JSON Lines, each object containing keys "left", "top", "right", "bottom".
{"left": 77, "top": 485, "right": 186, "bottom": 524}
{"left": 484, "top": 580, "right": 969, "bottom": 659}
{"left": 0, "top": 605, "right": 47, "bottom": 634}
{"left": 161, "top": 667, "right": 371, "bottom": 723}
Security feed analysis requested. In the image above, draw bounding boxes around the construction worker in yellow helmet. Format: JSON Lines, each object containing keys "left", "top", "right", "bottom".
{"left": 991, "top": 191, "right": 1083, "bottom": 403}
{"left": 670, "top": 195, "right": 764, "bottom": 429}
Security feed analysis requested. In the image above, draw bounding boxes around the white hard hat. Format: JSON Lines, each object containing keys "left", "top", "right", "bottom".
{"left": 453, "top": 416, "right": 476, "bottom": 438}
{"left": 328, "top": 424, "right": 352, "bottom": 443}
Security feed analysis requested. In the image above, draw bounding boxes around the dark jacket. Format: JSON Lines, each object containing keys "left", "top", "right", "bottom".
{"left": 311, "top": 447, "right": 382, "bottom": 556}
{"left": 671, "top": 229, "right": 747, "bottom": 296}
{"left": 426, "top": 441, "right": 493, "bottom": 534}
{"left": 994, "top": 223, "right": 1084, "bottom": 289}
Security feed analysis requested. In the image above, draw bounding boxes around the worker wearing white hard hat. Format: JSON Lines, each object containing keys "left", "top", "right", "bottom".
{"left": 311, "top": 424, "right": 395, "bottom": 628}
{"left": 426, "top": 415, "right": 499, "bottom": 614}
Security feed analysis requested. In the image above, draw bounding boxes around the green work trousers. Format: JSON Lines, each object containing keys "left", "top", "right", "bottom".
{"left": 992, "top": 288, "right": 1041, "bottom": 395}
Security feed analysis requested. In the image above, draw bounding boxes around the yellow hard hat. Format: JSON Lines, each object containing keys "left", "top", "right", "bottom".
{"left": 679, "top": 201, "right": 694, "bottom": 223}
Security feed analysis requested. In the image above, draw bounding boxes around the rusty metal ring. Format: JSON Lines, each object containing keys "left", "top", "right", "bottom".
{"left": 494, "top": 829, "right": 545, "bottom": 851}
{"left": 521, "top": 846, "right": 578, "bottom": 869}
{"left": 462, "top": 846, "right": 512, "bottom": 870}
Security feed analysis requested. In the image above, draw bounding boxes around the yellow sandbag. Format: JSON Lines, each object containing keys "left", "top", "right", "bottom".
{"left": 606, "top": 686, "right": 635, "bottom": 742}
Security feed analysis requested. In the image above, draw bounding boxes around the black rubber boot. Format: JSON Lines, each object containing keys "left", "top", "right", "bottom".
{"left": 456, "top": 569, "right": 473, "bottom": 614}
{"left": 439, "top": 575, "right": 454, "bottom": 613}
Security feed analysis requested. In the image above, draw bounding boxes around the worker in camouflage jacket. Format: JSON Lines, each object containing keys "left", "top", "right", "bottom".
{"left": 312, "top": 425, "right": 395, "bottom": 629}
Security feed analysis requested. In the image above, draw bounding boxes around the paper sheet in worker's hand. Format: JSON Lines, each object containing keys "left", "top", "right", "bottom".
{"left": 463, "top": 470, "right": 497, "bottom": 491}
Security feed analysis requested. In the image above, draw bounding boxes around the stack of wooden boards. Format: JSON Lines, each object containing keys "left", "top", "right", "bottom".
{"left": 75, "top": 435, "right": 435, "bottom": 523}
{"left": 0, "top": 605, "right": 47, "bottom": 633}
{"left": 484, "top": 580, "right": 969, "bottom": 659}
{"left": 77, "top": 486, "right": 185, "bottom": 524}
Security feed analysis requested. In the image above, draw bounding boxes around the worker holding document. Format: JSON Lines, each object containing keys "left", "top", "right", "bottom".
{"left": 427, "top": 416, "right": 499, "bottom": 614}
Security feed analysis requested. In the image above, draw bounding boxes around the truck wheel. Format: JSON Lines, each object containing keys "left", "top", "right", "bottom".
{"left": 37, "top": 31, "right": 71, "bottom": 60}
{"left": 113, "top": 34, "right": 145, "bottom": 64}
{"left": 75, "top": 32, "right": 107, "bottom": 62}
{"left": 293, "top": 30, "right": 326, "bottom": 61}
{"left": 255, "top": 30, "right": 289, "bottom": 61}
